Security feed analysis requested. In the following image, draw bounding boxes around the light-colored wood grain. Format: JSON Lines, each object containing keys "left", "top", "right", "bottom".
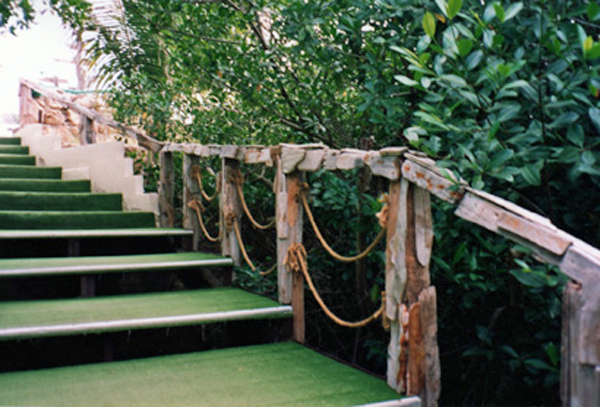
{"left": 385, "top": 179, "right": 408, "bottom": 320}
{"left": 419, "top": 287, "right": 440, "bottom": 407}
{"left": 297, "top": 149, "right": 326, "bottom": 172}
{"left": 221, "top": 158, "right": 242, "bottom": 266}
{"left": 414, "top": 187, "right": 433, "bottom": 268}
{"left": 336, "top": 151, "right": 366, "bottom": 170}
{"left": 365, "top": 152, "right": 401, "bottom": 180}
{"left": 158, "top": 151, "right": 175, "bottom": 228}
{"left": 220, "top": 145, "right": 238, "bottom": 159}
{"left": 183, "top": 154, "right": 202, "bottom": 250}
{"left": 281, "top": 147, "right": 306, "bottom": 174}
{"left": 401, "top": 159, "right": 464, "bottom": 204}
{"left": 323, "top": 149, "right": 339, "bottom": 170}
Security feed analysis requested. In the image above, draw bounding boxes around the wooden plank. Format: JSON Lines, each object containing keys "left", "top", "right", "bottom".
{"left": 281, "top": 147, "right": 306, "bottom": 174}
{"left": 221, "top": 145, "right": 238, "bottom": 159}
{"left": 407, "top": 302, "right": 425, "bottom": 396}
{"left": 497, "top": 211, "right": 572, "bottom": 256}
{"left": 419, "top": 287, "right": 440, "bottom": 407}
{"left": 337, "top": 151, "right": 366, "bottom": 170}
{"left": 297, "top": 149, "right": 326, "bottom": 172}
{"left": 158, "top": 151, "right": 175, "bottom": 228}
{"left": 221, "top": 158, "right": 242, "bottom": 266}
{"left": 243, "top": 146, "right": 264, "bottom": 164}
{"left": 402, "top": 159, "right": 464, "bottom": 204}
{"left": 385, "top": 179, "right": 407, "bottom": 320}
{"left": 405, "top": 184, "right": 430, "bottom": 306}
{"left": 388, "top": 304, "right": 409, "bottom": 393}
{"left": 413, "top": 187, "right": 433, "bottom": 268}
{"left": 365, "top": 152, "right": 401, "bottom": 180}
{"left": 183, "top": 154, "right": 202, "bottom": 250}
{"left": 380, "top": 147, "right": 409, "bottom": 157}
{"left": 323, "top": 149, "right": 339, "bottom": 170}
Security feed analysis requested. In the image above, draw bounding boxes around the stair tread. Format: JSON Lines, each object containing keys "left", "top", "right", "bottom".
{"left": 0, "top": 288, "right": 291, "bottom": 340}
{"left": 0, "top": 252, "right": 232, "bottom": 277}
{"left": 0, "top": 228, "right": 192, "bottom": 239}
{"left": 0, "top": 342, "right": 407, "bottom": 407}
{"left": 0, "top": 145, "right": 28, "bottom": 154}
{"left": 0, "top": 154, "right": 35, "bottom": 165}
{"left": 0, "top": 210, "right": 156, "bottom": 229}
{"left": 0, "top": 178, "right": 91, "bottom": 192}
{"left": 0, "top": 191, "right": 123, "bottom": 211}
{"left": 0, "top": 137, "right": 21, "bottom": 145}
{"left": 0, "top": 164, "right": 61, "bottom": 179}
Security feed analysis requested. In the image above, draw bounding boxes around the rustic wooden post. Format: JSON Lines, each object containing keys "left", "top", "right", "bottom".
{"left": 158, "top": 150, "right": 175, "bottom": 228}
{"left": 79, "top": 116, "right": 96, "bottom": 145}
{"left": 386, "top": 178, "right": 440, "bottom": 407}
{"left": 183, "top": 153, "right": 202, "bottom": 251}
{"left": 560, "top": 246, "right": 600, "bottom": 406}
{"left": 221, "top": 154, "right": 242, "bottom": 267}
{"left": 275, "top": 150, "right": 305, "bottom": 342}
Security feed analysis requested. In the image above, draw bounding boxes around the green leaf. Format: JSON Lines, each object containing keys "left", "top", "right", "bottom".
{"left": 493, "top": 3, "right": 505, "bottom": 23}
{"left": 435, "top": 0, "right": 448, "bottom": 17}
{"left": 548, "top": 112, "right": 579, "bottom": 129}
{"left": 587, "top": 3, "right": 600, "bottom": 21}
{"left": 423, "top": 12, "right": 436, "bottom": 38}
{"left": 590, "top": 107, "right": 600, "bottom": 133}
{"left": 439, "top": 74, "right": 468, "bottom": 88}
{"left": 447, "top": 0, "right": 462, "bottom": 20}
{"left": 577, "top": 25, "right": 588, "bottom": 51}
{"left": 567, "top": 125, "right": 585, "bottom": 148}
{"left": 466, "top": 50, "right": 484, "bottom": 70}
{"left": 394, "top": 74, "right": 419, "bottom": 87}
{"left": 510, "top": 268, "right": 547, "bottom": 288}
{"left": 524, "top": 358, "right": 555, "bottom": 371}
{"left": 521, "top": 164, "right": 541, "bottom": 186}
{"left": 503, "top": 2, "right": 523, "bottom": 21}
{"left": 457, "top": 38, "right": 473, "bottom": 57}
{"left": 587, "top": 43, "right": 600, "bottom": 60}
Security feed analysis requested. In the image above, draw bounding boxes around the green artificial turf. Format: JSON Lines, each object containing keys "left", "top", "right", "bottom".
{"left": 0, "top": 154, "right": 35, "bottom": 165}
{"left": 0, "top": 145, "right": 28, "bottom": 154}
{"left": 0, "top": 178, "right": 91, "bottom": 192}
{"left": 0, "top": 342, "right": 402, "bottom": 407}
{"left": 0, "top": 137, "right": 21, "bottom": 145}
{"left": 0, "top": 251, "right": 232, "bottom": 277}
{"left": 0, "top": 210, "right": 156, "bottom": 229}
{"left": 0, "top": 164, "right": 62, "bottom": 179}
{"left": 0, "top": 191, "right": 123, "bottom": 211}
{"left": 0, "top": 287, "right": 288, "bottom": 339}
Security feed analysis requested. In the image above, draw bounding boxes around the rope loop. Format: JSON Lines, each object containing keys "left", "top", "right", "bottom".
{"left": 192, "top": 164, "right": 221, "bottom": 202}
{"left": 187, "top": 199, "right": 222, "bottom": 243}
{"left": 299, "top": 185, "right": 387, "bottom": 263}
{"left": 285, "top": 243, "right": 385, "bottom": 329}
{"left": 233, "top": 168, "right": 275, "bottom": 230}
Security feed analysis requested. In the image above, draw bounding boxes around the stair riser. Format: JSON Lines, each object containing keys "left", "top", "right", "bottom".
{"left": 0, "top": 193, "right": 123, "bottom": 212}
{"left": 0, "top": 212, "right": 156, "bottom": 230}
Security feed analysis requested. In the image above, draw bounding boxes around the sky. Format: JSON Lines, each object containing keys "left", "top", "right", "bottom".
{"left": 0, "top": 1, "right": 77, "bottom": 133}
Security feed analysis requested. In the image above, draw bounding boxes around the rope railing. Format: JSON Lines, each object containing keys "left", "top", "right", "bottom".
{"left": 300, "top": 184, "right": 386, "bottom": 263}
{"left": 187, "top": 200, "right": 222, "bottom": 243}
{"left": 191, "top": 165, "right": 221, "bottom": 203}
{"left": 233, "top": 171, "right": 275, "bottom": 231}
{"left": 285, "top": 243, "right": 385, "bottom": 328}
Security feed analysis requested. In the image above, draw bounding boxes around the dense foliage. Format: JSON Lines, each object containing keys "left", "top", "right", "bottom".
{"left": 5, "top": 0, "right": 600, "bottom": 405}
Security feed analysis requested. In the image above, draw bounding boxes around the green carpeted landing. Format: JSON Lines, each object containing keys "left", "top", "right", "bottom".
{"left": 0, "top": 210, "right": 156, "bottom": 229}
{"left": 0, "top": 287, "right": 290, "bottom": 339}
{"left": 0, "top": 342, "right": 402, "bottom": 406}
{"left": 0, "top": 251, "right": 232, "bottom": 277}
{"left": 0, "top": 191, "right": 123, "bottom": 211}
{"left": 0, "top": 227, "right": 192, "bottom": 239}
{"left": 0, "top": 178, "right": 91, "bottom": 192}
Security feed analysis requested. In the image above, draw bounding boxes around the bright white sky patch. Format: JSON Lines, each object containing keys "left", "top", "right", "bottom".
{"left": 0, "top": 0, "right": 77, "bottom": 133}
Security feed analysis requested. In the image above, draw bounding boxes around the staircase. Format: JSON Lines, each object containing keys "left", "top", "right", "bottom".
{"left": 0, "top": 136, "right": 413, "bottom": 406}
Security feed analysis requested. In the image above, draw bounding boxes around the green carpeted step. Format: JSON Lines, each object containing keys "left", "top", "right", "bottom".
{"left": 0, "top": 145, "right": 28, "bottom": 155}
{"left": 0, "top": 210, "right": 156, "bottom": 229}
{"left": 0, "top": 165, "right": 61, "bottom": 179}
{"left": 0, "top": 342, "right": 410, "bottom": 407}
{"left": 0, "top": 288, "right": 291, "bottom": 340}
{"left": 0, "top": 178, "right": 91, "bottom": 192}
{"left": 0, "top": 227, "right": 191, "bottom": 239}
{"left": 0, "top": 252, "right": 232, "bottom": 277}
{"left": 0, "top": 191, "right": 122, "bottom": 211}
{"left": 0, "top": 137, "right": 21, "bottom": 145}
{"left": 0, "top": 154, "right": 35, "bottom": 166}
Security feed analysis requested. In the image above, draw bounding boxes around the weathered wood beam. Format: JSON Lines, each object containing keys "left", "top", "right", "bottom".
{"left": 401, "top": 155, "right": 465, "bottom": 204}
{"left": 221, "top": 158, "right": 242, "bottom": 266}
{"left": 183, "top": 154, "right": 202, "bottom": 251}
{"left": 158, "top": 151, "right": 175, "bottom": 228}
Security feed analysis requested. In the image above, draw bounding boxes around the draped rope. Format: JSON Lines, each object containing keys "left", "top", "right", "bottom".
{"left": 192, "top": 165, "right": 221, "bottom": 202}
{"left": 300, "top": 186, "right": 386, "bottom": 263}
{"left": 285, "top": 243, "right": 385, "bottom": 328}
{"left": 233, "top": 171, "right": 275, "bottom": 230}
{"left": 187, "top": 200, "right": 222, "bottom": 243}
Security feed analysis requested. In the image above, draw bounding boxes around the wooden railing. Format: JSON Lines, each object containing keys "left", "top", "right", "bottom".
{"left": 18, "top": 79, "right": 600, "bottom": 407}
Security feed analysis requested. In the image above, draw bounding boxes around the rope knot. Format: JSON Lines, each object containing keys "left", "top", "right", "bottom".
{"left": 376, "top": 193, "right": 389, "bottom": 229}
{"left": 284, "top": 243, "right": 307, "bottom": 275}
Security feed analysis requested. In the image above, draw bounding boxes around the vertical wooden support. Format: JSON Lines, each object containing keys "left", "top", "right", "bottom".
{"left": 19, "top": 82, "right": 36, "bottom": 126}
{"left": 386, "top": 178, "right": 440, "bottom": 406}
{"left": 79, "top": 116, "right": 96, "bottom": 145}
{"left": 221, "top": 158, "right": 242, "bottom": 266}
{"left": 275, "top": 152, "right": 305, "bottom": 342}
{"left": 158, "top": 150, "right": 175, "bottom": 228}
{"left": 183, "top": 153, "right": 202, "bottom": 251}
